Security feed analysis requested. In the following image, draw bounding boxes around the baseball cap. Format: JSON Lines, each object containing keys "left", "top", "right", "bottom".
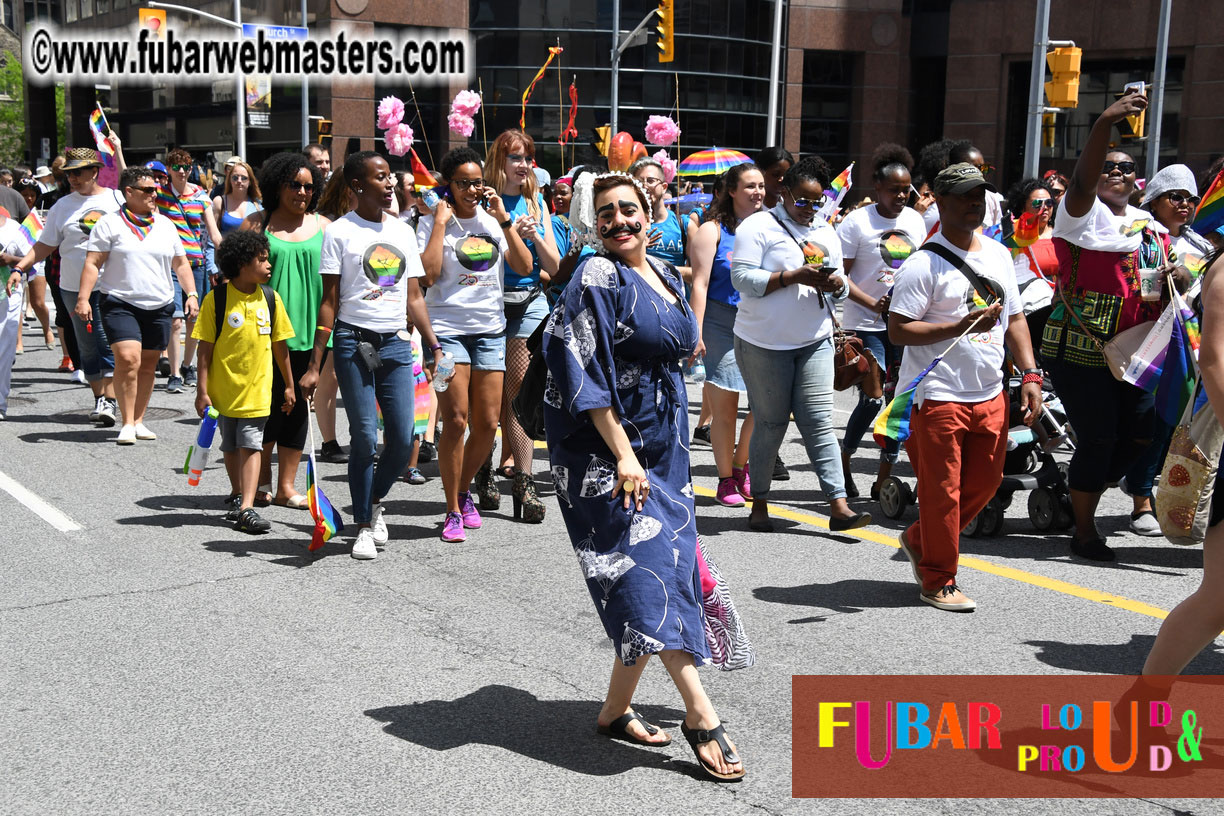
{"left": 225, "top": 155, "right": 243, "bottom": 166}
{"left": 533, "top": 167, "right": 552, "bottom": 188}
{"left": 145, "top": 160, "right": 168, "bottom": 173}
{"left": 933, "top": 162, "right": 997, "bottom": 196}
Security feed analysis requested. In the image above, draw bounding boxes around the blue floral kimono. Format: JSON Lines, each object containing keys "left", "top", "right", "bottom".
{"left": 542, "top": 254, "right": 711, "bottom": 666}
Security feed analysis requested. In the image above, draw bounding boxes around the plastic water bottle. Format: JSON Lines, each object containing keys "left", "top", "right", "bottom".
{"left": 689, "top": 355, "right": 707, "bottom": 383}
{"left": 185, "top": 406, "right": 219, "bottom": 486}
{"left": 422, "top": 188, "right": 440, "bottom": 210}
{"left": 433, "top": 352, "right": 456, "bottom": 392}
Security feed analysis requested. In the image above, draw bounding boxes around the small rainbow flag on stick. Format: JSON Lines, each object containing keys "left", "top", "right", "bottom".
{"left": 88, "top": 105, "right": 116, "bottom": 169}
{"left": 818, "top": 162, "right": 854, "bottom": 222}
{"left": 17, "top": 210, "right": 43, "bottom": 248}
{"left": 1193, "top": 167, "right": 1224, "bottom": 236}
{"left": 306, "top": 421, "right": 344, "bottom": 552}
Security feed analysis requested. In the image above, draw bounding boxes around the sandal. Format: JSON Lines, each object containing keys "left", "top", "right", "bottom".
{"left": 254, "top": 485, "right": 273, "bottom": 507}
{"left": 680, "top": 722, "right": 745, "bottom": 782}
{"left": 496, "top": 465, "right": 517, "bottom": 480}
{"left": 274, "top": 494, "right": 309, "bottom": 509}
{"left": 596, "top": 711, "right": 672, "bottom": 747}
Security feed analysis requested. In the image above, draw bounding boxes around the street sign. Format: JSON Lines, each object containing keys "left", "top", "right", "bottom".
{"left": 241, "top": 23, "right": 308, "bottom": 40}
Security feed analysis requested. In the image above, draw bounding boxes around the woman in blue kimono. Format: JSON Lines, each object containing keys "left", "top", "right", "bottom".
{"left": 542, "top": 173, "right": 747, "bottom": 782}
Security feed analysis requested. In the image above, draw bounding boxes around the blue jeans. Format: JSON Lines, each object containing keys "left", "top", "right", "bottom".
{"left": 1123, "top": 418, "right": 1175, "bottom": 498}
{"left": 332, "top": 322, "right": 417, "bottom": 524}
{"left": 842, "top": 329, "right": 900, "bottom": 463}
{"left": 734, "top": 335, "right": 846, "bottom": 500}
{"left": 61, "top": 288, "right": 114, "bottom": 383}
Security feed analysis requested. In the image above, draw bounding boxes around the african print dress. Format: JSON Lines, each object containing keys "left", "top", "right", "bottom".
{"left": 542, "top": 254, "right": 718, "bottom": 667}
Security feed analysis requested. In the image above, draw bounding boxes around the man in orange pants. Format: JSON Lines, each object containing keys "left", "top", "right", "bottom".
{"left": 887, "top": 163, "right": 1044, "bottom": 611}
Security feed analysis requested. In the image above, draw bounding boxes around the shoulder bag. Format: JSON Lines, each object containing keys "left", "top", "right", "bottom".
{"left": 1156, "top": 381, "right": 1224, "bottom": 546}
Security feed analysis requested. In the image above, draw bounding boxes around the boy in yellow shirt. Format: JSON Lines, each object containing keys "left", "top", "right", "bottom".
{"left": 193, "top": 231, "right": 295, "bottom": 533}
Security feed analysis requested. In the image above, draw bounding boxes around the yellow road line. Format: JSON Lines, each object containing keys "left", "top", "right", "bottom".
{"left": 691, "top": 485, "right": 1171, "bottom": 621}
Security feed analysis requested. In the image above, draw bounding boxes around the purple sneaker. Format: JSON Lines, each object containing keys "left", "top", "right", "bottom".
{"left": 715, "top": 476, "right": 746, "bottom": 508}
{"left": 459, "top": 491, "right": 483, "bottom": 529}
{"left": 441, "top": 511, "right": 466, "bottom": 542}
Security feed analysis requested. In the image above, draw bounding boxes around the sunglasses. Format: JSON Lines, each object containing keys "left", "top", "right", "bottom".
{"left": 286, "top": 180, "right": 314, "bottom": 193}
{"left": 128, "top": 185, "right": 158, "bottom": 194}
{"left": 66, "top": 168, "right": 91, "bottom": 176}
{"left": 452, "top": 178, "right": 484, "bottom": 190}
{"left": 170, "top": 164, "right": 190, "bottom": 172}
{"left": 1028, "top": 198, "right": 1054, "bottom": 210}
{"left": 787, "top": 190, "right": 824, "bottom": 210}
{"left": 1166, "top": 191, "right": 1201, "bottom": 207}
{"left": 976, "top": 162, "right": 996, "bottom": 175}
{"left": 1101, "top": 160, "right": 1136, "bottom": 175}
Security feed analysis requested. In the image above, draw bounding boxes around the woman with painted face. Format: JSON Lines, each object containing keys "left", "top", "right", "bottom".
{"left": 484, "top": 130, "right": 559, "bottom": 521}
{"left": 418, "top": 147, "right": 533, "bottom": 542}
{"left": 690, "top": 163, "right": 766, "bottom": 507}
{"left": 1005, "top": 177, "right": 1059, "bottom": 289}
{"left": 239, "top": 152, "right": 330, "bottom": 507}
{"left": 543, "top": 172, "right": 749, "bottom": 783}
{"left": 837, "top": 144, "right": 928, "bottom": 501}
{"left": 732, "top": 156, "right": 872, "bottom": 533}
{"left": 1040, "top": 89, "right": 1174, "bottom": 562}
{"left": 300, "top": 152, "right": 441, "bottom": 560}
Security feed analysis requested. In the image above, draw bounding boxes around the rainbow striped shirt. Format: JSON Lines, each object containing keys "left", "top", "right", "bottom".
{"left": 156, "top": 182, "right": 209, "bottom": 265}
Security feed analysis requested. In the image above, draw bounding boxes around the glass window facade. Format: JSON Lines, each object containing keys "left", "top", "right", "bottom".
{"left": 799, "top": 50, "right": 855, "bottom": 169}
{"left": 469, "top": 0, "right": 782, "bottom": 173}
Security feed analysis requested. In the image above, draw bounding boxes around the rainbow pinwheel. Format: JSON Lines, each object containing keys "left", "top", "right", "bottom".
{"left": 677, "top": 148, "right": 752, "bottom": 177}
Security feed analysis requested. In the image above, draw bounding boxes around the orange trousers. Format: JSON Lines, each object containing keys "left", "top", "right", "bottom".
{"left": 903, "top": 392, "right": 1008, "bottom": 592}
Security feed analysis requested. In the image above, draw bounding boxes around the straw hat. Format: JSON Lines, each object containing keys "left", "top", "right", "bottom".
{"left": 63, "top": 147, "right": 103, "bottom": 171}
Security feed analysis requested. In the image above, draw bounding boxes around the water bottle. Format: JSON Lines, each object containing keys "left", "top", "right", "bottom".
{"left": 689, "top": 355, "right": 706, "bottom": 383}
{"left": 422, "top": 187, "right": 440, "bottom": 210}
{"left": 185, "top": 406, "right": 220, "bottom": 486}
{"left": 433, "top": 352, "right": 456, "bottom": 392}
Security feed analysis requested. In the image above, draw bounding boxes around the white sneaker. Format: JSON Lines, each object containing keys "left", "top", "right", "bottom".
{"left": 89, "top": 395, "right": 106, "bottom": 423}
{"left": 116, "top": 425, "right": 137, "bottom": 445}
{"left": 351, "top": 528, "right": 378, "bottom": 560}
{"left": 1130, "top": 510, "right": 1164, "bottom": 536}
{"left": 134, "top": 423, "right": 157, "bottom": 440}
{"left": 370, "top": 502, "right": 389, "bottom": 545}
{"left": 71, "top": 370, "right": 87, "bottom": 385}
{"left": 96, "top": 398, "right": 117, "bottom": 428}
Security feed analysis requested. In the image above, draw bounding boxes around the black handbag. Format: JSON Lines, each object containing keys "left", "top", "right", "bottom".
{"left": 503, "top": 284, "right": 542, "bottom": 320}
{"left": 512, "top": 318, "right": 549, "bottom": 441}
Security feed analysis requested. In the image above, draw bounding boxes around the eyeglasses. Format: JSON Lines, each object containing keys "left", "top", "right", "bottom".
{"left": 452, "top": 178, "right": 484, "bottom": 190}
{"left": 506, "top": 153, "right": 532, "bottom": 163}
{"left": 1166, "top": 191, "right": 1201, "bottom": 207}
{"left": 128, "top": 185, "right": 158, "bottom": 194}
{"left": 1102, "top": 160, "right": 1136, "bottom": 175}
{"left": 639, "top": 176, "right": 664, "bottom": 187}
{"left": 170, "top": 164, "right": 190, "bottom": 172}
{"left": 1028, "top": 198, "right": 1054, "bottom": 210}
{"left": 286, "top": 180, "right": 314, "bottom": 192}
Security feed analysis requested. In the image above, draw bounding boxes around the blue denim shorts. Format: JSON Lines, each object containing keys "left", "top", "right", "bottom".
{"left": 702, "top": 300, "right": 746, "bottom": 393}
{"left": 504, "top": 291, "right": 549, "bottom": 339}
{"left": 437, "top": 333, "right": 506, "bottom": 371}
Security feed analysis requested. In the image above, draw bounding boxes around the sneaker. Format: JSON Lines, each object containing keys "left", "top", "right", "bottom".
{"left": 691, "top": 425, "right": 712, "bottom": 448}
{"left": 1071, "top": 536, "right": 1116, "bottom": 561}
{"left": 459, "top": 491, "right": 482, "bottom": 528}
{"left": 89, "top": 395, "right": 106, "bottom": 423}
{"left": 71, "top": 370, "right": 87, "bottom": 385}
{"left": 441, "top": 511, "right": 466, "bottom": 542}
{"left": 404, "top": 467, "right": 427, "bottom": 485}
{"left": 351, "top": 527, "right": 378, "bottom": 559}
{"left": 1117, "top": 476, "right": 1133, "bottom": 496}
{"left": 418, "top": 440, "right": 436, "bottom": 463}
{"left": 96, "top": 398, "right": 117, "bottom": 428}
{"left": 319, "top": 439, "right": 349, "bottom": 464}
{"left": 920, "top": 583, "right": 977, "bottom": 612}
{"left": 897, "top": 529, "right": 921, "bottom": 585}
{"left": 115, "top": 425, "right": 137, "bottom": 445}
{"left": 370, "top": 502, "right": 389, "bottom": 545}
{"left": 732, "top": 465, "right": 752, "bottom": 500}
{"left": 134, "top": 423, "right": 157, "bottom": 440}
{"left": 157, "top": 357, "right": 172, "bottom": 377}
{"left": 715, "top": 476, "right": 746, "bottom": 508}
{"left": 58, "top": 356, "right": 74, "bottom": 373}
{"left": 234, "top": 507, "right": 272, "bottom": 534}
{"left": 0, "top": 410, "right": 6, "bottom": 421}
{"left": 180, "top": 364, "right": 198, "bottom": 387}
{"left": 166, "top": 376, "right": 185, "bottom": 394}
{"left": 222, "top": 495, "right": 242, "bottom": 523}
{"left": 773, "top": 455, "right": 790, "bottom": 481}
{"left": 1129, "top": 510, "right": 1163, "bottom": 536}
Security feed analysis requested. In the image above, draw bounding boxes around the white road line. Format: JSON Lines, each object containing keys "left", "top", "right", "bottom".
{"left": 0, "top": 469, "right": 82, "bottom": 532}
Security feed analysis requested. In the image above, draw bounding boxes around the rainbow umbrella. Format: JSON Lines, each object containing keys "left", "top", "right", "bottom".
{"left": 677, "top": 148, "right": 752, "bottom": 177}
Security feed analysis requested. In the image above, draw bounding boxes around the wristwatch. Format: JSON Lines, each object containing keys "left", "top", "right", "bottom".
{"left": 499, "top": 217, "right": 513, "bottom": 230}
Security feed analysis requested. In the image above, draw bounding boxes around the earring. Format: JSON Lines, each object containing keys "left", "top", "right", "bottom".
{"left": 357, "top": 188, "right": 363, "bottom": 193}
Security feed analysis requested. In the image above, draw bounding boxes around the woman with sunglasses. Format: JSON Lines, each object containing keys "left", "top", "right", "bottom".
{"left": 690, "top": 163, "right": 765, "bottom": 506}
{"left": 1040, "top": 89, "right": 1173, "bottom": 562}
{"left": 419, "top": 147, "right": 533, "bottom": 542}
{"left": 483, "top": 130, "right": 558, "bottom": 523}
{"left": 74, "top": 167, "right": 196, "bottom": 443}
{"left": 237, "top": 152, "right": 329, "bottom": 507}
{"left": 1005, "top": 178, "right": 1059, "bottom": 289}
{"left": 734, "top": 156, "right": 872, "bottom": 533}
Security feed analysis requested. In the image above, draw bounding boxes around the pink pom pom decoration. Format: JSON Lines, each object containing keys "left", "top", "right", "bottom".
{"left": 644, "top": 115, "right": 681, "bottom": 147}
{"left": 653, "top": 150, "right": 677, "bottom": 183}
{"left": 383, "top": 123, "right": 414, "bottom": 157}
{"left": 448, "top": 113, "right": 475, "bottom": 138}
{"left": 376, "top": 96, "right": 406, "bottom": 130}
{"left": 451, "top": 90, "right": 482, "bottom": 118}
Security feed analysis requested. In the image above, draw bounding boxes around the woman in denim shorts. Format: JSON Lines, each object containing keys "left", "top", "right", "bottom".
{"left": 418, "top": 147, "right": 534, "bottom": 542}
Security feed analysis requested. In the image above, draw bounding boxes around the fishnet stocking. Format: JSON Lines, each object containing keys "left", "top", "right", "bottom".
{"left": 500, "top": 337, "right": 536, "bottom": 474}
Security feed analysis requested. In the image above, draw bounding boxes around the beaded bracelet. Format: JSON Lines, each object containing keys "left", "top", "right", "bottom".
{"left": 1021, "top": 372, "right": 1043, "bottom": 386}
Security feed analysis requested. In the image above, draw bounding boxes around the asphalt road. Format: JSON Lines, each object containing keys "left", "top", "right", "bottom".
{"left": 1, "top": 321, "right": 1220, "bottom": 816}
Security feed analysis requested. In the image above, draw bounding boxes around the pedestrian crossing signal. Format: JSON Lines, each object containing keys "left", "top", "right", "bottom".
{"left": 1042, "top": 113, "right": 1056, "bottom": 148}
{"left": 1044, "top": 47, "right": 1081, "bottom": 108}
{"left": 316, "top": 118, "right": 332, "bottom": 144}
{"left": 656, "top": 0, "right": 675, "bottom": 63}
{"left": 594, "top": 125, "right": 611, "bottom": 156}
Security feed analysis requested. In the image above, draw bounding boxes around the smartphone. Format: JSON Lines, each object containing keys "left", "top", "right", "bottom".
{"left": 1123, "top": 81, "right": 1147, "bottom": 96}
{"left": 356, "top": 340, "right": 382, "bottom": 373}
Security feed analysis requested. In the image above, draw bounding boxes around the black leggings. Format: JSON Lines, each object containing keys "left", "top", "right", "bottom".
{"left": 47, "top": 277, "right": 81, "bottom": 368}
{"left": 264, "top": 349, "right": 313, "bottom": 450}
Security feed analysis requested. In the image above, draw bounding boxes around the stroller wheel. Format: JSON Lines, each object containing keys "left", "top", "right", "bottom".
{"left": 963, "top": 513, "right": 981, "bottom": 537}
{"left": 1028, "top": 487, "right": 1058, "bottom": 532}
{"left": 1056, "top": 493, "right": 1075, "bottom": 530}
{"left": 977, "top": 498, "right": 1005, "bottom": 537}
{"left": 878, "top": 476, "right": 909, "bottom": 520}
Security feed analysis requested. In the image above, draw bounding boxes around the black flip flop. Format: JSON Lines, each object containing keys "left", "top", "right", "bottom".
{"left": 596, "top": 712, "right": 672, "bottom": 746}
{"left": 680, "top": 722, "right": 745, "bottom": 782}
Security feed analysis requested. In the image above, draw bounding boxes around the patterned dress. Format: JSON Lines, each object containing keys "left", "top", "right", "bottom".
{"left": 542, "top": 254, "right": 711, "bottom": 666}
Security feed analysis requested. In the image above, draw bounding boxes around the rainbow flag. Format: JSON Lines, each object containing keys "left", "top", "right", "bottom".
{"left": 817, "top": 162, "right": 854, "bottom": 223}
{"left": 1194, "top": 167, "right": 1224, "bottom": 236}
{"left": 306, "top": 453, "right": 344, "bottom": 552}
{"left": 872, "top": 357, "right": 943, "bottom": 447}
{"left": 411, "top": 335, "right": 431, "bottom": 436}
{"left": 88, "top": 105, "right": 116, "bottom": 169}
{"left": 17, "top": 210, "right": 42, "bottom": 248}
{"left": 1003, "top": 212, "right": 1040, "bottom": 257}
{"left": 409, "top": 149, "right": 435, "bottom": 192}
{"left": 1155, "top": 302, "right": 1196, "bottom": 426}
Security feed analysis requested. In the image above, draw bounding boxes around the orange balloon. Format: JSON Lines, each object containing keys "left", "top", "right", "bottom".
{"left": 608, "top": 131, "right": 635, "bottom": 171}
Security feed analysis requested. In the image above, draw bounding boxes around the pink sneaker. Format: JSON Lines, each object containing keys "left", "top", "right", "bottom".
{"left": 732, "top": 465, "right": 752, "bottom": 500}
{"left": 459, "top": 491, "right": 482, "bottom": 529}
{"left": 715, "top": 476, "right": 746, "bottom": 508}
{"left": 442, "top": 511, "right": 466, "bottom": 542}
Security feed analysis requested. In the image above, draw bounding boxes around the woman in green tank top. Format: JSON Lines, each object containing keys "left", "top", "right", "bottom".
{"left": 239, "top": 152, "right": 331, "bottom": 507}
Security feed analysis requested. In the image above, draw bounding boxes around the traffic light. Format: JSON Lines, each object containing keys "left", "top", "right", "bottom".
{"left": 594, "top": 125, "right": 611, "bottom": 156}
{"left": 656, "top": 0, "right": 675, "bottom": 63}
{"left": 316, "top": 118, "right": 332, "bottom": 144}
{"left": 1042, "top": 113, "right": 1056, "bottom": 148}
{"left": 1044, "top": 46, "right": 1081, "bottom": 108}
